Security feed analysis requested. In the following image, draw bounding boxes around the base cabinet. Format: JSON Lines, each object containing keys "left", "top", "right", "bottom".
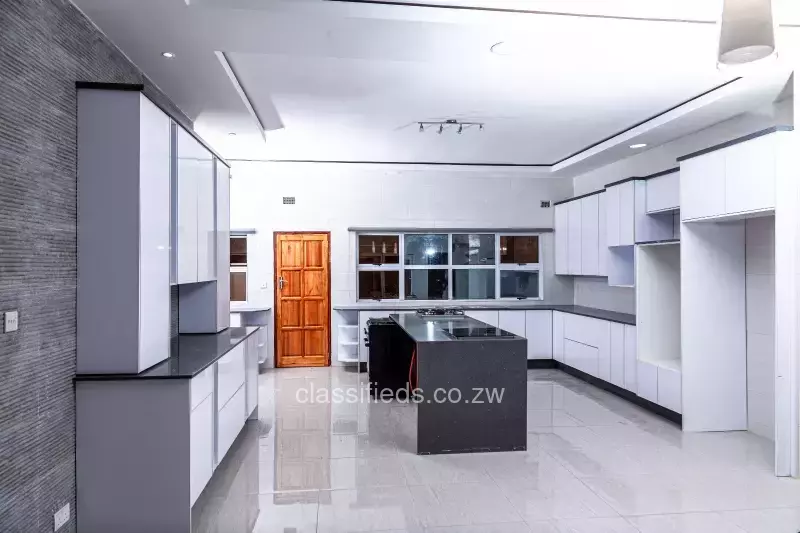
{"left": 217, "top": 385, "right": 246, "bottom": 463}
{"left": 552, "top": 312, "right": 565, "bottom": 363}
{"left": 190, "top": 394, "right": 214, "bottom": 505}
{"left": 526, "top": 311, "right": 553, "bottom": 360}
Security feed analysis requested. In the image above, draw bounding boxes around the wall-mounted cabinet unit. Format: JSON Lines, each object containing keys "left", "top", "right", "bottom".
{"left": 554, "top": 192, "right": 606, "bottom": 277}
{"left": 77, "top": 87, "right": 171, "bottom": 374}
{"left": 645, "top": 169, "right": 680, "bottom": 214}
{"left": 679, "top": 127, "right": 792, "bottom": 222}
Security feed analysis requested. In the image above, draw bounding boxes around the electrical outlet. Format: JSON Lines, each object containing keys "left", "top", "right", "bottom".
{"left": 4, "top": 311, "right": 18, "bottom": 333}
{"left": 54, "top": 503, "right": 70, "bottom": 531}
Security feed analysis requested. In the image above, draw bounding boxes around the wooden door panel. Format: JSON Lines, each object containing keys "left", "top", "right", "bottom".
{"left": 275, "top": 232, "right": 330, "bottom": 368}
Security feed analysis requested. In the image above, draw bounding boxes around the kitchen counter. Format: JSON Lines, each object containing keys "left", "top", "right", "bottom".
{"left": 335, "top": 303, "right": 635, "bottom": 326}
{"left": 390, "top": 313, "right": 524, "bottom": 343}
{"left": 74, "top": 326, "right": 260, "bottom": 381}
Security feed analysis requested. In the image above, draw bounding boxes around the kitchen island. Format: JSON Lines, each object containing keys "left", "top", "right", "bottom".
{"left": 391, "top": 313, "right": 527, "bottom": 455}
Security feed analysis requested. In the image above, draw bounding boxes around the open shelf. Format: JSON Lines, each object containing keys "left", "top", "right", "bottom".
{"left": 608, "top": 245, "right": 635, "bottom": 288}
{"left": 339, "top": 340, "right": 359, "bottom": 347}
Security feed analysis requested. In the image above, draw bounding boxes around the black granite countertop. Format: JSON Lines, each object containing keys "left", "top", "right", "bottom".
{"left": 74, "top": 327, "right": 260, "bottom": 381}
{"left": 335, "top": 303, "right": 635, "bottom": 326}
{"left": 390, "top": 313, "right": 525, "bottom": 343}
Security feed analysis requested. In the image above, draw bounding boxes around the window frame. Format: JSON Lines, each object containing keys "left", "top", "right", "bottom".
{"left": 356, "top": 231, "right": 544, "bottom": 302}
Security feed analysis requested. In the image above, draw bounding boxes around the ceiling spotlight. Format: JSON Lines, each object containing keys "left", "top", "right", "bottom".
{"left": 718, "top": 0, "right": 777, "bottom": 67}
{"left": 630, "top": 143, "right": 647, "bottom": 149}
{"left": 419, "top": 123, "right": 424, "bottom": 133}
{"left": 479, "top": 125, "right": 484, "bottom": 132}
{"left": 161, "top": 52, "right": 175, "bottom": 59}
{"left": 438, "top": 125, "right": 444, "bottom": 134}
{"left": 490, "top": 42, "right": 513, "bottom": 56}
{"left": 228, "top": 132, "right": 237, "bottom": 137}
{"left": 458, "top": 125, "right": 463, "bottom": 135}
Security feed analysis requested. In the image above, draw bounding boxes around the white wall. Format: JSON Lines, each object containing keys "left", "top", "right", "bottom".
{"left": 229, "top": 162, "right": 574, "bottom": 309}
{"left": 571, "top": 98, "right": 793, "bottom": 314}
{"left": 746, "top": 216, "right": 776, "bottom": 440}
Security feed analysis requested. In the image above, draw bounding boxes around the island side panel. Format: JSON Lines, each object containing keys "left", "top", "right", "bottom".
{"left": 416, "top": 338, "right": 527, "bottom": 454}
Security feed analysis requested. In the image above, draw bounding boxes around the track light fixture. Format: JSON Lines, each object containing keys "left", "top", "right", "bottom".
{"left": 416, "top": 119, "right": 485, "bottom": 135}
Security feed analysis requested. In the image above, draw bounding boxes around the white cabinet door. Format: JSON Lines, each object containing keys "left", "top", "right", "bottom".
{"left": 565, "top": 339, "right": 599, "bottom": 377}
{"left": 680, "top": 149, "right": 725, "bottom": 221}
{"left": 725, "top": 135, "right": 776, "bottom": 215}
{"left": 657, "top": 366, "right": 682, "bottom": 413}
{"left": 554, "top": 204, "right": 569, "bottom": 275}
{"left": 646, "top": 171, "right": 680, "bottom": 213}
{"left": 567, "top": 200, "right": 582, "bottom": 275}
{"left": 466, "top": 310, "right": 499, "bottom": 327}
{"left": 498, "top": 311, "right": 526, "bottom": 337}
{"left": 623, "top": 325, "right": 637, "bottom": 392}
{"left": 580, "top": 195, "right": 599, "bottom": 275}
{"left": 215, "top": 162, "right": 231, "bottom": 329}
{"left": 217, "top": 385, "right": 246, "bottom": 464}
{"left": 177, "top": 159, "right": 198, "bottom": 284}
{"left": 525, "top": 311, "right": 553, "bottom": 360}
{"left": 195, "top": 157, "right": 216, "bottom": 282}
{"left": 245, "top": 335, "right": 259, "bottom": 417}
{"left": 598, "top": 192, "right": 608, "bottom": 277}
{"left": 552, "top": 311, "right": 565, "bottom": 363}
{"left": 190, "top": 394, "right": 214, "bottom": 506}
{"left": 359, "top": 311, "right": 392, "bottom": 364}
{"left": 605, "top": 185, "right": 620, "bottom": 247}
{"left": 217, "top": 344, "right": 246, "bottom": 410}
{"left": 618, "top": 181, "right": 635, "bottom": 246}
{"left": 609, "top": 322, "right": 625, "bottom": 388}
{"left": 637, "top": 361, "right": 658, "bottom": 403}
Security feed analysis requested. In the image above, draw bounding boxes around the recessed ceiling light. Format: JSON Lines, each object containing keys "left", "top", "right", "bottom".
{"left": 490, "top": 42, "right": 514, "bottom": 56}
{"left": 228, "top": 132, "right": 237, "bottom": 137}
{"left": 161, "top": 52, "right": 175, "bottom": 59}
{"left": 630, "top": 143, "right": 647, "bottom": 149}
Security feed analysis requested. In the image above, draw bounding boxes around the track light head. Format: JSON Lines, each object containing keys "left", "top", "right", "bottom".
{"left": 458, "top": 125, "right": 463, "bottom": 134}
{"left": 419, "top": 123, "right": 424, "bottom": 133}
{"left": 438, "top": 124, "right": 444, "bottom": 134}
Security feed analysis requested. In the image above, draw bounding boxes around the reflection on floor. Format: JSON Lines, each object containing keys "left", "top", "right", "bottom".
{"left": 192, "top": 367, "right": 800, "bottom": 533}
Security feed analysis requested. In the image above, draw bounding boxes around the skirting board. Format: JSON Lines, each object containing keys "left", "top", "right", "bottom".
{"left": 527, "top": 360, "right": 682, "bottom": 425}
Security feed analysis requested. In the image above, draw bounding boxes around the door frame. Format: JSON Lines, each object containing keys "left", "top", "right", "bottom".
{"left": 273, "top": 231, "right": 332, "bottom": 368}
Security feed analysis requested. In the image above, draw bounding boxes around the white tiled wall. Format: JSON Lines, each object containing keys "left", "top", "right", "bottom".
{"left": 746, "top": 216, "right": 776, "bottom": 440}
{"left": 229, "top": 162, "right": 575, "bottom": 309}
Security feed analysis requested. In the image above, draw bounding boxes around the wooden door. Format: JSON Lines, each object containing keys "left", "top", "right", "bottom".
{"left": 274, "top": 232, "right": 331, "bottom": 367}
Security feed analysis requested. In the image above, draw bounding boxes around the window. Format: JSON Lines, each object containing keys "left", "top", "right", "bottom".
{"left": 356, "top": 232, "right": 542, "bottom": 301}
{"left": 230, "top": 236, "right": 247, "bottom": 302}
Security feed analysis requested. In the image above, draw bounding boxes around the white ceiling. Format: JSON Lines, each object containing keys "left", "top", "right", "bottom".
{"left": 72, "top": 0, "right": 799, "bottom": 169}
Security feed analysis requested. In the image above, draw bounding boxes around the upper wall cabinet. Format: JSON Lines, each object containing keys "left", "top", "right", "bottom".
{"left": 176, "top": 127, "right": 216, "bottom": 284}
{"left": 554, "top": 192, "right": 605, "bottom": 276}
{"left": 77, "top": 88, "right": 171, "bottom": 374}
{"left": 679, "top": 128, "right": 793, "bottom": 222}
{"left": 605, "top": 182, "right": 635, "bottom": 247}
{"left": 645, "top": 170, "right": 680, "bottom": 214}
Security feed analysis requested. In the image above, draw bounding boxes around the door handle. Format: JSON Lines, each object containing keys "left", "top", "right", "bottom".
{"left": 278, "top": 276, "right": 285, "bottom": 290}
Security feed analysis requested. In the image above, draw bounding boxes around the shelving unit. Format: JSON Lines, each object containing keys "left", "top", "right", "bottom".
{"left": 335, "top": 311, "right": 360, "bottom": 363}
{"left": 607, "top": 246, "right": 635, "bottom": 287}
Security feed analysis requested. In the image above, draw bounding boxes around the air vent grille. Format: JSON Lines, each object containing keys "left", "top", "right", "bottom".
{"left": 283, "top": 197, "right": 296, "bottom": 205}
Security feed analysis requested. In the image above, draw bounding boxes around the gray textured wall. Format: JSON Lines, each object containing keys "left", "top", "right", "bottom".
{"left": 0, "top": 1, "right": 190, "bottom": 531}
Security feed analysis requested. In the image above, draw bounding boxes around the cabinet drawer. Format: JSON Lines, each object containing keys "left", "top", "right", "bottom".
{"left": 565, "top": 339, "right": 599, "bottom": 377}
{"left": 563, "top": 314, "right": 606, "bottom": 347}
{"left": 191, "top": 365, "right": 214, "bottom": 410}
{"left": 217, "top": 385, "right": 246, "bottom": 463}
{"left": 190, "top": 394, "right": 214, "bottom": 505}
{"left": 657, "top": 366, "right": 682, "bottom": 413}
{"left": 217, "top": 344, "right": 245, "bottom": 410}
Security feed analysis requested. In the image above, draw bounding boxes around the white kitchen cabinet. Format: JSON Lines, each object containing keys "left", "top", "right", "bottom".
{"left": 623, "top": 325, "right": 637, "bottom": 392}
{"left": 680, "top": 149, "right": 725, "bottom": 221}
{"left": 217, "top": 344, "right": 245, "bottom": 410}
{"left": 498, "top": 311, "right": 526, "bottom": 337}
{"left": 637, "top": 360, "right": 659, "bottom": 403}
{"left": 554, "top": 204, "right": 569, "bottom": 275}
{"left": 567, "top": 200, "right": 582, "bottom": 275}
{"left": 725, "top": 134, "right": 776, "bottom": 215}
{"left": 565, "top": 339, "right": 599, "bottom": 377}
{"left": 658, "top": 365, "right": 682, "bottom": 413}
{"left": 177, "top": 157, "right": 199, "bottom": 284}
{"left": 245, "top": 334, "right": 259, "bottom": 418}
{"left": 190, "top": 394, "right": 214, "bottom": 506}
{"left": 605, "top": 185, "right": 621, "bottom": 247}
{"left": 217, "top": 385, "right": 246, "bottom": 464}
{"left": 191, "top": 366, "right": 214, "bottom": 410}
{"left": 580, "top": 195, "right": 599, "bottom": 275}
{"left": 563, "top": 314, "right": 610, "bottom": 379}
{"left": 215, "top": 162, "right": 231, "bottom": 330}
{"left": 618, "top": 181, "right": 635, "bottom": 246}
{"left": 609, "top": 322, "right": 625, "bottom": 388}
{"left": 598, "top": 192, "right": 608, "bottom": 277}
{"left": 646, "top": 170, "right": 680, "bottom": 213}
{"left": 196, "top": 164, "right": 216, "bottom": 282}
{"left": 525, "top": 310, "right": 553, "bottom": 360}
{"left": 552, "top": 311, "right": 565, "bottom": 363}
{"left": 465, "top": 310, "right": 499, "bottom": 327}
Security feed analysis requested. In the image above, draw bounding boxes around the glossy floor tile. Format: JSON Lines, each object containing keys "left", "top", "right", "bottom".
{"left": 192, "top": 367, "right": 800, "bottom": 533}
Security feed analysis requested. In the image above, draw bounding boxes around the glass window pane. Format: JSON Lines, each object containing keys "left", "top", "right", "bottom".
{"left": 500, "top": 271, "right": 539, "bottom": 299}
{"left": 500, "top": 236, "right": 539, "bottom": 264}
{"left": 404, "top": 234, "right": 448, "bottom": 265}
{"left": 452, "top": 234, "right": 495, "bottom": 265}
{"left": 405, "top": 269, "right": 448, "bottom": 300}
{"left": 231, "top": 237, "right": 247, "bottom": 265}
{"left": 452, "top": 269, "right": 495, "bottom": 300}
{"left": 358, "top": 271, "right": 400, "bottom": 300}
{"left": 358, "top": 235, "right": 399, "bottom": 265}
{"left": 230, "top": 271, "right": 247, "bottom": 302}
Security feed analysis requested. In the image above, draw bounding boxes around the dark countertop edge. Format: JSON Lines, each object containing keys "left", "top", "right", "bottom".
{"left": 636, "top": 238, "right": 681, "bottom": 246}
{"left": 74, "top": 327, "right": 260, "bottom": 382}
{"left": 677, "top": 126, "right": 794, "bottom": 162}
{"left": 552, "top": 189, "right": 604, "bottom": 206}
{"left": 335, "top": 305, "right": 636, "bottom": 326}
{"left": 75, "top": 81, "right": 231, "bottom": 168}
{"left": 347, "top": 227, "right": 554, "bottom": 233}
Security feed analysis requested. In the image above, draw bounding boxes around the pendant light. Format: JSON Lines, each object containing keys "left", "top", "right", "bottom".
{"left": 718, "top": 0, "right": 777, "bottom": 67}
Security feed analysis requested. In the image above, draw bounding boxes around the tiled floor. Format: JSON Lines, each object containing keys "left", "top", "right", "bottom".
{"left": 192, "top": 367, "right": 800, "bottom": 533}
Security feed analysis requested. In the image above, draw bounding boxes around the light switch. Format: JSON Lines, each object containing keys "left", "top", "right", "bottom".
{"left": 4, "top": 311, "right": 19, "bottom": 333}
